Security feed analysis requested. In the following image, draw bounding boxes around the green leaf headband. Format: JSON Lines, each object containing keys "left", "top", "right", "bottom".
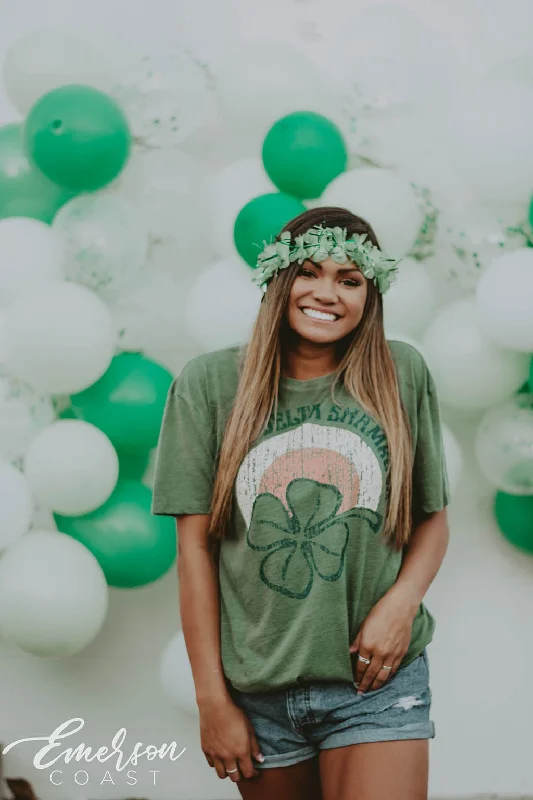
{"left": 252, "top": 224, "right": 399, "bottom": 295}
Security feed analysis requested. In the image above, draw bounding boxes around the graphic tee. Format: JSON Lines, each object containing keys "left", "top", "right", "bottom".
{"left": 151, "top": 340, "right": 449, "bottom": 694}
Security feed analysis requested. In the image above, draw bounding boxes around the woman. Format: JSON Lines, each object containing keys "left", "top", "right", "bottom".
{"left": 151, "top": 206, "right": 450, "bottom": 800}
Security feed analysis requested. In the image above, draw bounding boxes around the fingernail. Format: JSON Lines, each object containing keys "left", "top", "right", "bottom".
{"left": 256, "top": 754, "right": 265, "bottom": 762}
{"left": 357, "top": 690, "right": 364, "bottom": 695}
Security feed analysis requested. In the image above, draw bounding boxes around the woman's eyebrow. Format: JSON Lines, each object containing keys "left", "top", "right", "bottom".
{"left": 308, "top": 260, "right": 363, "bottom": 275}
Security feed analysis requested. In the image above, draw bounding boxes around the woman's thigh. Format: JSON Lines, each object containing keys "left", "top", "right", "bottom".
{"left": 237, "top": 756, "right": 323, "bottom": 800}
{"left": 319, "top": 738, "right": 429, "bottom": 800}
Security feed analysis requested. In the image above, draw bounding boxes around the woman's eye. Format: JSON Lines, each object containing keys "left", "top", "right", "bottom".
{"left": 342, "top": 279, "right": 362, "bottom": 287}
{"left": 298, "top": 268, "right": 315, "bottom": 278}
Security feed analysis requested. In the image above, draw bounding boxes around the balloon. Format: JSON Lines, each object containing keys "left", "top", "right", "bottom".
{"left": 205, "top": 157, "right": 276, "bottom": 258}
{"left": 3, "top": 30, "right": 109, "bottom": 115}
{"left": 475, "top": 394, "right": 533, "bottom": 495}
{"left": 3, "top": 282, "right": 117, "bottom": 395}
{"left": 54, "top": 479, "right": 176, "bottom": 588}
{"left": 24, "top": 85, "right": 131, "bottom": 192}
{"left": 186, "top": 258, "right": 261, "bottom": 350}
{"left": 494, "top": 492, "right": 533, "bottom": 554}
{"left": 109, "top": 48, "right": 214, "bottom": 149}
{"left": 0, "top": 218, "right": 65, "bottom": 309}
{"left": 322, "top": 168, "right": 421, "bottom": 257}
{"left": 52, "top": 195, "right": 149, "bottom": 298}
{"left": 159, "top": 632, "right": 198, "bottom": 718}
{"left": 216, "top": 41, "right": 333, "bottom": 153}
{"left": 69, "top": 352, "right": 173, "bottom": 452}
{"left": 24, "top": 420, "right": 119, "bottom": 515}
{"left": 105, "top": 147, "right": 207, "bottom": 246}
{"left": 58, "top": 405, "right": 150, "bottom": 480}
{"left": 383, "top": 257, "right": 436, "bottom": 338}
{"left": 445, "top": 82, "right": 533, "bottom": 204}
{"left": 0, "top": 366, "right": 54, "bottom": 462}
{"left": 262, "top": 112, "right": 347, "bottom": 200}
{"left": 0, "top": 530, "right": 108, "bottom": 656}
{"left": 234, "top": 193, "right": 306, "bottom": 268}
{"left": 475, "top": 249, "right": 533, "bottom": 352}
{"left": 422, "top": 299, "right": 529, "bottom": 410}
{"left": 0, "top": 460, "right": 33, "bottom": 552}
{"left": 442, "top": 424, "right": 462, "bottom": 499}
{"left": 0, "top": 124, "right": 74, "bottom": 223}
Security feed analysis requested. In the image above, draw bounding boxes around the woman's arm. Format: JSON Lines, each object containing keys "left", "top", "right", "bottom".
{"left": 176, "top": 513, "right": 231, "bottom": 708}
{"left": 388, "top": 507, "right": 450, "bottom": 615}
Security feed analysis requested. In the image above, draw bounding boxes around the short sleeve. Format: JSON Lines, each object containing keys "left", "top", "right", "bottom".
{"left": 151, "top": 375, "right": 216, "bottom": 516}
{"left": 411, "top": 361, "right": 450, "bottom": 524}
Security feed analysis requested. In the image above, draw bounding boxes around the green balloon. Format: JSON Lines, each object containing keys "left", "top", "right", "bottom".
{"left": 494, "top": 491, "right": 533, "bottom": 555}
{"left": 234, "top": 192, "right": 307, "bottom": 267}
{"left": 58, "top": 404, "right": 152, "bottom": 479}
{"left": 528, "top": 194, "right": 533, "bottom": 229}
{"left": 69, "top": 352, "right": 173, "bottom": 452}
{"left": 24, "top": 85, "right": 131, "bottom": 192}
{"left": 0, "top": 123, "right": 74, "bottom": 221}
{"left": 529, "top": 356, "right": 533, "bottom": 392}
{"left": 262, "top": 112, "right": 347, "bottom": 199}
{"left": 54, "top": 479, "right": 176, "bottom": 588}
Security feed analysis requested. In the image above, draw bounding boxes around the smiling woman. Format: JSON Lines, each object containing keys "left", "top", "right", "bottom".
{"left": 151, "top": 205, "right": 449, "bottom": 800}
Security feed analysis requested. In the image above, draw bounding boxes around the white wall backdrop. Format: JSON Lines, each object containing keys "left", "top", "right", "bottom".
{"left": 1, "top": 0, "right": 533, "bottom": 798}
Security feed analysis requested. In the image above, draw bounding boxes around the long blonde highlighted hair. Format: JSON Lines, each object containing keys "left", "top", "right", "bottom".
{"left": 207, "top": 207, "right": 413, "bottom": 554}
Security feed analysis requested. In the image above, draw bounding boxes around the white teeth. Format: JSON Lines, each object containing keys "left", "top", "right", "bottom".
{"left": 302, "top": 307, "right": 337, "bottom": 321}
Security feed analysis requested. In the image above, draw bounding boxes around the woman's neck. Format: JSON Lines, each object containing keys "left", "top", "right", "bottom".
{"left": 281, "top": 343, "right": 342, "bottom": 381}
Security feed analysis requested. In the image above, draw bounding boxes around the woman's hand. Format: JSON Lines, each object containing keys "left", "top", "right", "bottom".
{"left": 349, "top": 586, "right": 417, "bottom": 694}
{"left": 199, "top": 695, "right": 264, "bottom": 783}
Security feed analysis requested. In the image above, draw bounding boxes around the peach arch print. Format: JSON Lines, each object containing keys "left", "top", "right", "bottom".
{"left": 236, "top": 422, "right": 383, "bottom": 527}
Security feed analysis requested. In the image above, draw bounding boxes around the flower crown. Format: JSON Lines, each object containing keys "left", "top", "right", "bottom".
{"left": 252, "top": 224, "right": 399, "bottom": 295}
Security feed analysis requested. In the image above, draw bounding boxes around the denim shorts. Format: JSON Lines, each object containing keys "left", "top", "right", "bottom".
{"left": 228, "top": 648, "right": 435, "bottom": 769}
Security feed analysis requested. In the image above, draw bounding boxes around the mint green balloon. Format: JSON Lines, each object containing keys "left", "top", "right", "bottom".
{"left": 494, "top": 491, "right": 533, "bottom": 555}
{"left": 0, "top": 123, "right": 74, "bottom": 221}
{"left": 234, "top": 192, "right": 307, "bottom": 267}
{"left": 24, "top": 85, "right": 131, "bottom": 192}
{"left": 69, "top": 352, "right": 173, "bottom": 452}
{"left": 54, "top": 479, "right": 176, "bottom": 587}
{"left": 262, "top": 112, "right": 347, "bottom": 199}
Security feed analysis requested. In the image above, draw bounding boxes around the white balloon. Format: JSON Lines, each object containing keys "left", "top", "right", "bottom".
{"left": 53, "top": 195, "right": 149, "bottom": 299}
{"left": 186, "top": 259, "right": 261, "bottom": 351}
{"left": 383, "top": 258, "right": 436, "bottom": 337}
{"left": 422, "top": 298, "right": 529, "bottom": 410}
{"left": 24, "top": 420, "right": 119, "bottom": 515}
{"left": 159, "top": 631, "right": 198, "bottom": 718}
{"left": 445, "top": 81, "right": 533, "bottom": 204}
{"left": 0, "top": 218, "right": 65, "bottom": 309}
{"left": 105, "top": 147, "right": 207, "bottom": 248}
{"left": 475, "top": 393, "right": 533, "bottom": 494}
{"left": 0, "top": 366, "right": 54, "bottom": 462}
{"left": 322, "top": 168, "right": 421, "bottom": 257}
{"left": 0, "top": 460, "right": 33, "bottom": 552}
{"left": 442, "top": 424, "right": 463, "bottom": 498}
{"left": 0, "top": 530, "right": 108, "bottom": 657}
{"left": 216, "top": 41, "right": 333, "bottom": 150}
{"left": 3, "top": 29, "right": 109, "bottom": 115}
{"left": 204, "top": 158, "right": 276, "bottom": 258}
{"left": 4, "top": 281, "right": 117, "bottom": 394}
{"left": 475, "top": 249, "right": 533, "bottom": 352}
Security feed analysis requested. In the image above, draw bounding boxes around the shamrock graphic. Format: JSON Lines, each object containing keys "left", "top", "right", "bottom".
{"left": 246, "top": 478, "right": 382, "bottom": 599}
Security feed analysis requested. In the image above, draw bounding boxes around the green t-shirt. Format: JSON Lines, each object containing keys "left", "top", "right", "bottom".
{"left": 151, "top": 340, "right": 449, "bottom": 694}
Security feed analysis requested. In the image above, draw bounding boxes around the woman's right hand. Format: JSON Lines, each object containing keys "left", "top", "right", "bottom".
{"left": 199, "top": 695, "right": 265, "bottom": 782}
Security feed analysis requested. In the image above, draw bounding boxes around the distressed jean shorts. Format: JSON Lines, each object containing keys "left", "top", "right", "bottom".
{"left": 228, "top": 648, "right": 435, "bottom": 769}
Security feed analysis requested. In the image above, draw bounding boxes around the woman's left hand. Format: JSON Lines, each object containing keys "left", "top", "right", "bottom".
{"left": 349, "top": 587, "right": 417, "bottom": 694}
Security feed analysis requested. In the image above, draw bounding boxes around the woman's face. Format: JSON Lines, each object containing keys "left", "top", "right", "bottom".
{"left": 285, "top": 257, "right": 368, "bottom": 344}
